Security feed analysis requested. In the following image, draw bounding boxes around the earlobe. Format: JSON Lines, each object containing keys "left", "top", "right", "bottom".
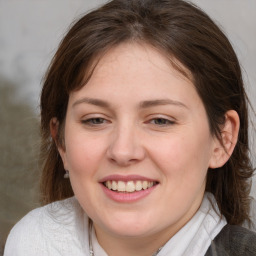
{"left": 209, "top": 110, "right": 240, "bottom": 169}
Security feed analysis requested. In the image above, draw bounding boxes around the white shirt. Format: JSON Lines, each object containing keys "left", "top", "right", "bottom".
{"left": 4, "top": 193, "right": 226, "bottom": 256}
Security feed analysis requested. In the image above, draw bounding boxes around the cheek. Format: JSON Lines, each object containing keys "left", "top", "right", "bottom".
{"left": 64, "top": 131, "right": 107, "bottom": 175}
{"left": 150, "top": 134, "right": 211, "bottom": 181}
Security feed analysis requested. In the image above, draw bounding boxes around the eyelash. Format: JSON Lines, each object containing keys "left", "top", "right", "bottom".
{"left": 81, "top": 117, "right": 175, "bottom": 128}
{"left": 81, "top": 117, "right": 108, "bottom": 126}
{"left": 148, "top": 117, "right": 175, "bottom": 126}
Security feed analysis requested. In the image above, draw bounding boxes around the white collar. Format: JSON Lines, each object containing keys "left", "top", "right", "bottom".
{"left": 158, "top": 192, "right": 226, "bottom": 256}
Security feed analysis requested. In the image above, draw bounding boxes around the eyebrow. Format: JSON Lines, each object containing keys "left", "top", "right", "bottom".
{"left": 139, "top": 99, "right": 188, "bottom": 109}
{"left": 72, "top": 97, "right": 110, "bottom": 108}
{"left": 72, "top": 97, "right": 188, "bottom": 109}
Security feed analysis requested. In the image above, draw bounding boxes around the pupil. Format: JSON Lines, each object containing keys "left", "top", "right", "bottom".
{"left": 93, "top": 118, "right": 102, "bottom": 124}
{"left": 156, "top": 118, "right": 165, "bottom": 124}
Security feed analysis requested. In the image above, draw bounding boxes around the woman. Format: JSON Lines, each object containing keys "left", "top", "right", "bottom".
{"left": 4, "top": 0, "right": 256, "bottom": 255}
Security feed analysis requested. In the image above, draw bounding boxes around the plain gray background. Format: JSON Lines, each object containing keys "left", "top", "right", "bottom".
{"left": 0, "top": 0, "right": 255, "bottom": 252}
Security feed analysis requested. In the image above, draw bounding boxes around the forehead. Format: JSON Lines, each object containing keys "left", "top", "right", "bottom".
{"left": 69, "top": 42, "right": 200, "bottom": 108}
{"left": 92, "top": 42, "right": 192, "bottom": 83}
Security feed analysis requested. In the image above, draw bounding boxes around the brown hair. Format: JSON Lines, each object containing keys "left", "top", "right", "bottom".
{"left": 40, "top": 0, "right": 254, "bottom": 225}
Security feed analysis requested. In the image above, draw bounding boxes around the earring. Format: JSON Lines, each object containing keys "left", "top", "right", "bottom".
{"left": 64, "top": 170, "right": 70, "bottom": 179}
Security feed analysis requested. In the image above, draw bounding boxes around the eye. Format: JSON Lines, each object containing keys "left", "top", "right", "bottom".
{"left": 149, "top": 118, "right": 175, "bottom": 126}
{"left": 82, "top": 117, "right": 107, "bottom": 126}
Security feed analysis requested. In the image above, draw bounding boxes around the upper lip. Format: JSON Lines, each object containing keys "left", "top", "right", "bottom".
{"left": 99, "top": 174, "right": 158, "bottom": 183}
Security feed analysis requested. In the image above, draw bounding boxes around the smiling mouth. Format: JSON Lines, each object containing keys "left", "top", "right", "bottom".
{"left": 103, "top": 180, "right": 158, "bottom": 193}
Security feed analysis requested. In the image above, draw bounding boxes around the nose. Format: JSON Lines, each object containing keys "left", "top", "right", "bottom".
{"left": 106, "top": 123, "right": 146, "bottom": 166}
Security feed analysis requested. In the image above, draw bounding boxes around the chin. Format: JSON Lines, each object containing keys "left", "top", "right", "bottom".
{"left": 101, "top": 215, "right": 157, "bottom": 237}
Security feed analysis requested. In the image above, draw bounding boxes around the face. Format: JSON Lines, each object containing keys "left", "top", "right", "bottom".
{"left": 59, "top": 43, "right": 218, "bottom": 242}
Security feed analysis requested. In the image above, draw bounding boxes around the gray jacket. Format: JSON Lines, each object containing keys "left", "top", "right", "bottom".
{"left": 205, "top": 225, "right": 256, "bottom": 256}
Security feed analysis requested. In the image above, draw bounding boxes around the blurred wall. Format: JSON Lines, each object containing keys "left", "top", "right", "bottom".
{"left": 0, "top": 0, "right": 255, "bottom": 253}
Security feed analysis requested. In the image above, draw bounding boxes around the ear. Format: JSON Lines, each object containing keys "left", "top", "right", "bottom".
{"left": 209, "top": 110, "right": 240, "bottom": 169}
{"left": 50, "top": 117, "right": 69, "bottom": 170}
{"left": 50, "top": 117, "right": 59, "bottom": 142}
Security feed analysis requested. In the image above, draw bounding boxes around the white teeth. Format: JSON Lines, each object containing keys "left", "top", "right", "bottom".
{"left": 112, "top": 181, "right": 117, "bottom": 191}
{"left": 126, "top": 181, "right": 135, "bottom": 192}
{"left": 117, "top": 181, "right": 126, "bottom": 192}
{"left": 104, "top": 180, "right": 156, "bottom": 193}
{"left": 106, "top": 181, "right": 112, "bottom": 189}
{"left": 135, "top": 181, "right": 143, "bottom": 191}
{"left": 142, "top": 181, "right": 148, "bottom": 190}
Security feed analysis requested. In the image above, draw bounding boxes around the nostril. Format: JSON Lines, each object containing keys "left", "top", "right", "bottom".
{"left": 109, "top": 157, "right": 139, "bottom": 166}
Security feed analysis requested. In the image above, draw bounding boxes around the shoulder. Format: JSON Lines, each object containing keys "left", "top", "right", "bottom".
{"left": 4, "top": 197, "right": 89, "bottom": 256}
{"left": 205, "top": 224, "right": 256, "bottom": 256}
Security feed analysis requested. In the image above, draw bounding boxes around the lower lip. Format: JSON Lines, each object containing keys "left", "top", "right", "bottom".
{"left": 100, "top": 183, "right": 157, "bottom": 203}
